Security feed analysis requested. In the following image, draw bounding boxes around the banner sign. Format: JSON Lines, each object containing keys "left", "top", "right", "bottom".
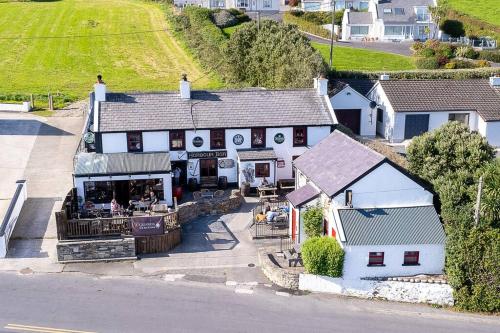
{"left": 131, "top": 216, "right": 164, "bottom": 236}
{"left": 187, "top": 150, "right": 227, "bottom": 159}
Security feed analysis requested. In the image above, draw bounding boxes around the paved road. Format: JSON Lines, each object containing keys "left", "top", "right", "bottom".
{"left": 1, "top": 272, "right": 498, "bottom": 333}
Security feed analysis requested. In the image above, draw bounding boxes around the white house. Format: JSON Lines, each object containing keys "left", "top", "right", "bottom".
{"left": 286, "top": 131, "right": 445, "bottom": 279}
{"left": 367, "top": 76, "right": 500, "bottom": 147}
{"left": 301, "top": 0, "right": 370, "bottom": 12}
{"left": 341, "top": 0, "right": 437, "bottom": 41}
{"left": 75, "top": 75, "right": 341, "bottom": 207}
{"left": 174, "top": 0, "right": 283, "bottom": 11}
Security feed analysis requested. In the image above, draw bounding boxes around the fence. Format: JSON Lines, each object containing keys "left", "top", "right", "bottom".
{"left": 440, "top": 36, "right": 497, "bottom": 49}
{"left": 252, "top": 199, "right": 290, "bottom": 239}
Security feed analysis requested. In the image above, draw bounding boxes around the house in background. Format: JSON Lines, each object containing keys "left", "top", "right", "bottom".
{"left": 75, "top": 75, "right": 339, "bottom": 208}
{"left": 286, "top": 131, "right": 445, "bottom": 279}
{"left": 301, "top": 0, "right": 370, "bottom": 12}
{"left": 174, "top": 0, "right": 283, "bottom": 12}
{"left": 342, "top": 0, "right": 437, "bottom": 41}
{"left": 368, "top": 76, "right": 500, "bottom": 146}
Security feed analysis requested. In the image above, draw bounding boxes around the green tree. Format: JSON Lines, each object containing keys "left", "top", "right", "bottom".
{"left": 303, "top": 205, "right": 323, "bottom": 238}
{"left": 302, "top": 237, "right": 344, "bottom": 277}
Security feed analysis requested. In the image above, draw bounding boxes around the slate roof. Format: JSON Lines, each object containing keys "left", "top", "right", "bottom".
{"left": 74, "top": 152, "right": 171, "bottom": 177}
{"left": 237, "top": 148, "right": 277, "bottom": 161}
{"left": 347, "top": 12, "right": 373, "bottom": 25}
{"left": 329, "top": 79, "right": 377, "bottom": 97}
{"left": 293, "top": 131, "right": 385, "bottom": 197}
{"left": 98, "top": 89, "right": 334, "bottom": 132}
{"left": 378, "top": 79, "right": 500, "bottom": 121}
{"left": 376, "top": 0, "right": 434, "bottom": 24}
{"left": 338, "top": 206, "right": 445, "bottom": 246}
{"left": 286, "top": 183, "right": 320, "bottom": 207}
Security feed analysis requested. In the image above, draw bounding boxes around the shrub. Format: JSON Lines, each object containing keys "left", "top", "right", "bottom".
{"left": 446, "top": 59, "right": 477, "bottom": 69}
{"left": 227, "top": 8, "right": 251, "bottom": 23}
{"left": 436, "top": 55, "right": 450, "bottom": 66}
{"left": 415, "top": 56, "right": 440, "bottom": 69}
{"left": 436, "top": 43, "right": 455, "bottom": 59}
{"left": 411, "top": 41, "right": 424, "bottom": 52}
{"left": 478, "top": 50, "right": 500, "bottom": 63}
{"left": 212, "top": 10, "right": 238, "bottom": 28}
{"left": 302, "top": 237, "right": 344, "bottom": 277}
{"left": 303, "top": 206, "right": 323, "bottom": 238}
{"left": 418, "top": 47, "right": 435, "bottom": 58}
{"left": 440, "top": 19, "right": 465, "bottom": 37}
{"left": 477, "top": 60, "right": 491, "bottom": 68}
{"left": 283, "top": 12, "right": 332, "bottom": 39}
{"left": 444, "top": 61, "right": 456, "bottom": 69}
{"left": 455, "top": 46, "right": 478, "bottom": 59}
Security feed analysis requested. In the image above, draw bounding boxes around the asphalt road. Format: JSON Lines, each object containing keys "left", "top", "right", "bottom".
{"left": 0, "top": 272, "right": 498, "bottom": 333}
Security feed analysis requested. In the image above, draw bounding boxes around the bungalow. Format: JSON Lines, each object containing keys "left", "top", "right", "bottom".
{"left": 74, "top": 75, "right": 340, "bottom": 208}
{"left": 286, "top": 131, "right": 445, "bottom": 279}
{"left": 367, "top": 76, "right": 500, "bottom": 146}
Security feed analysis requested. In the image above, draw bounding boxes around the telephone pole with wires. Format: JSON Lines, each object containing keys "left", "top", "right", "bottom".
{"left": 474, "top": 176, "right": 484, "bottom": 226}
{"left": 329, "top": 1, "right": 336, "bottom": 68}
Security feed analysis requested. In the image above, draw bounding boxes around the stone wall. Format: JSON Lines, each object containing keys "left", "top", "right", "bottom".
{"left": 258, "top": 248, "right": 300, "bottom": 290}
{"left": 57, "top": 237, "right": 136, "bottom": 262}
{"left": 177, "top": 193, "right": 244, "bottom": 225}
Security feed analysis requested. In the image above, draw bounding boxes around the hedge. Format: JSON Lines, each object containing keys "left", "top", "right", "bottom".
{"left": 302, "top": 237, "right": 344, "bottom": 278}
{"left": 329, "top": 67, "right": 500, "bottom": 80}
{"left": 478, "top": 50, "right": 500, "bottom": 63}
{"left": 283, "top": 12, "right": 332, "bottom": 40}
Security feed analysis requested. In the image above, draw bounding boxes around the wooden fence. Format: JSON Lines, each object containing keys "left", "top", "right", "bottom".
{"left": 135, "top": 228, "right": 182, "bottom": 254}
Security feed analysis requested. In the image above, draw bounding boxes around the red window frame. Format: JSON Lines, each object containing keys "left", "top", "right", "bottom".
{"left": 169, "top": 130, "right": 185, "bottom": 151}
{"left": 126, "top": 132, "right": 143, "bottom": 152}
{"left": 251, "top": 128, "right": 266, "bottom": 148}
{"left": 210, "top": 129, "right": 225, "bottom": 149}
{"left": 403, "top": 251, "right": 420, "bottom": 266}
{"left": 368, "top": 252, "right": 384, "bottom": 266}
{"left": 255, "top": 163, "right": 270, "bottom": 178}
{"left": 293, "top": 126, "right": 307, "bottom": 147}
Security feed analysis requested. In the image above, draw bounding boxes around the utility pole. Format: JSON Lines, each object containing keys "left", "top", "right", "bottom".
{"left": 474, "top": 176, "right": 484, "bottom": 226}
{"left": 257, "top": 11, "right": 260, "bottom": 31}
{"left": 329, "top": 1, "right": 336, "bottom": 68}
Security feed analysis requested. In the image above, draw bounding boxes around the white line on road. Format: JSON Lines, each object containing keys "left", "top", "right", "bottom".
{"left": 275, "top": 291, "right": 291, "bottom": 297}
{"left": 5, "top": 323, "right": 96, "bottom": 333}
{"left": 225, "top": 281, "right": 238, "bottom": 286}
{"left": 163, "top": 274, "right": 185, "bottom": 282}
{"left": 234, "top": 288, "right": 254, "bottom": 295}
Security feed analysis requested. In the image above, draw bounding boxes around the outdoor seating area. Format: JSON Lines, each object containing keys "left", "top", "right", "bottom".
{"left": 252, "top": 200, "right": 290, "bottom": 239}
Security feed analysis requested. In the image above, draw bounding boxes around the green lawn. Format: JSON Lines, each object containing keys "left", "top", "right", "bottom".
{"left": 447, "top": 0, "right": 500, "bottom": 27}
{"left": 312, "top": 42, "right": 416, "bottom": 71}
{"left": 0, "top": 0, "right": 220, "bottom": 98}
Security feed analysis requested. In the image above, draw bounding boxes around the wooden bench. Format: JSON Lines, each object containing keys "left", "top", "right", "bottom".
{"left": 259, "top": 194, "right": 279, "bottom": 201}
{"left": 278, "top": 179, "right": 295, "bottom": 192}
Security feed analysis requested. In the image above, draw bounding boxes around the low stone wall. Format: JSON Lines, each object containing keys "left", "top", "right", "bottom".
{"left": 0, "top": 102, "right": 31, "bottom": 112}
{"left": 258, "top": 248, "right": 299, "bottom": 290}
{"left": 57, "top": 237, "right": 136, "bottom": 262}
{"left": 299, "top": 273, "right": 454, "bottom": 306}
{"left": 177, "top": 193, "right": 244, "bottom": 224}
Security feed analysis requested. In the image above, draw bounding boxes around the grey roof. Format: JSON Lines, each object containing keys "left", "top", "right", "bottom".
{"left": 379, "top": 79, "right": 500, "bottom": 121}
{"left": 376, "top": 0, "right": 434, "bottom": 24}
{"left": 294, "top": 131, "right": 385, "bottom": 197}
{"left": 98, "top": 89, "right": 334, "bottom": 132}
{"left": 347, "top": 12, "right": 373, "bottom": 25}
{"left": 330, "top": 79, "right": 377, "bottom": 97}
{"left": 237, "top": 148, "right": 277, "bottom": 161}
{"left": 74, "top": 152, "right": 171, "bottom": 177}
{"left": 286, "top": 183, "right": 320, "bottom": 207}
{"left": 338, "top": 206, "right": 445, "bottom": 246}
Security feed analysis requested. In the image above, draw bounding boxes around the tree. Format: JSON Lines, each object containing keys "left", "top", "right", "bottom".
{"left": 224, "top": 20, "right": 327, "bottom": 88}
{"left": 303, "top": 205, "right": 323, "bottom": 238}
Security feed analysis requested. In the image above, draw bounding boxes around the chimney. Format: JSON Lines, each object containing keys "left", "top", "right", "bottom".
{"left": 180, "top": 74, "right": 191, "bottom": 100}
{"left": 313, "top": 77, "right": 318, "bottom": 89}
{"left": 94, "top": 74, "right": 106, "bottom": 102}
{"left": 317, "top": 75, "right": 328, "bottom": 96}
{"left": 380, "top": 74, "right": 390, "bottom": 81}
{"left": 489, "top": 76, "right": 500, "bottom": 88}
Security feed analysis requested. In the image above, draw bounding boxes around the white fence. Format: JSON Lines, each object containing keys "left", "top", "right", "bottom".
{"left": 0, "top": 180, "right": 27, "bottom": 257}
{"left": 0, "top": 102, "right": 31, "bottom": 112}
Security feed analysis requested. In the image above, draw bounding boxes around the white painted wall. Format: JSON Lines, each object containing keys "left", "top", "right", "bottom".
{"left": 0, "top": 180, "right": 27, "bottom": 258}
{"left": 308, "top": 126, "right": 331, "bottom": 146}
{"left": 74, "top": 174, "right": 173, "bottom": 207}
{"left": 478, "top": 118, "right": 500, "bottom": 147}
{"left": 101, "top": 133, "right": 127, "bottom": 153}
{"left": 143, "top": 131, "right": 169, "bottom": 152}
{"left": 332, "top": 162, "right": 433, "bottom": 209}
{"left": 342, "top": 244, "right": 445, "bottom": 279}
{"left": 0, "top": 102, "right": 31, "bottom": 112}
{"left": 237, "top": 159, "right": 276, "bottom": 188}
{"left": 330, "top": 86, "right": 376, "bottom": 137}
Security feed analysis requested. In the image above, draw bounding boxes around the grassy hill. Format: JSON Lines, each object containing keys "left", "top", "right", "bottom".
{"left": 447, "top": 0, "right": 500, "bottom": 27}
{"left": 0, "top": 0, "right": 220, "bottom": 98}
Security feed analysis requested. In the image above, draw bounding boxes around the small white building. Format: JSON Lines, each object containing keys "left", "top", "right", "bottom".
{"left": 367, "top": 76, "right": 500, "bottom": 147}
{"left": 286, "top": 131, "right": 445, "bottom": 279}
{"left": 174, "top": 0, "right": 283, "bottom": 12}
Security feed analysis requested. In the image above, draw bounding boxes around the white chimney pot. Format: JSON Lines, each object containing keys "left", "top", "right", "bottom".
{"left": 317, "top": 77, "right": 328, "bottom": 96}
{"left": 94, "top": 83, "right": 106, "bottom": 102}
{"left": 380, "top": 74, "right": 390, "bottom": 81}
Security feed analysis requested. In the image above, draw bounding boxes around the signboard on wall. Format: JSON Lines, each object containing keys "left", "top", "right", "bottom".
{"left": 277, "top": 159, "right": 285, "bottom": 168}
{"left": 274, "top": 133, "right": 285, "bottom": 144}
{"left": 131, "top": 216, "right": 164, "bottom": 236}
{"left": 192, "top": 136, "right": 204, "bottom": 147}
{"left": 219, "top": 159, "right": 235, "bottom": 169}
{"left": 187, "top": 151, "right": 228, "bottom": 159}
{"left": 233, "top": 134, "right": 244, "bottom": 145}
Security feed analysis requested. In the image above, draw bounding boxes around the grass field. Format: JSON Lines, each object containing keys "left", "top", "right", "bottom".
{"left": 447, "top": 0, "right": 500, "bottom": 27}
{"left": 312, "top": 42, "right": 416, "bottom": 71}
{"left": 0, "top": 0, "right": 220, "bottom": 98}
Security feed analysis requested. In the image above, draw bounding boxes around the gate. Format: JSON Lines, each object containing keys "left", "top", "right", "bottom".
{"left": 252, "top": 200, "right": 290, "bottom": 238}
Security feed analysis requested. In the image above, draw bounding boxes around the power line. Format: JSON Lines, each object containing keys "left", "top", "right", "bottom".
{"left": 0, "top": 28, "right": 169, "bottom": 40}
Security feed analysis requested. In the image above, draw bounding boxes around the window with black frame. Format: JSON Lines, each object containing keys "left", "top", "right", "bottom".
{"left": 210, "top": 129, "right": 225, "bottom": 149}
{"left": 251, "top": 128, "right": 265, "bottom": 148}
{"left": 293, "top": 127, "right": 307, "bottom": 146}
{"left": 127, "top": 132, "right": 143, "bottom": 152}
{"left": 129, "top": 179, "right": 164, "bottom": 201}
{"left": 84, "top": 181, "right": 113, "bottom": 204}
{"left": 170, "top": 130, "right": 185, "bottom": 151}
{"left": 255, "top": 163, "right": 270, "bottom": 178}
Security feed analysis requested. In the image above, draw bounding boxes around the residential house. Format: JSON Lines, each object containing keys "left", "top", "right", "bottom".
{"left": 368, "top": 76, "right": 500, "bottom": 146}
{"left": 74, "top": 76, "right": 338, "bottom": 208}
{"left": 341, "top": 0, "right": 437, "bottom": 41}
{"left": 174, "top": 0, "right": 283, "bottom": 11}
{"left": 286, "top": 131, "right": 445, "bottom": 279}
{"left": 301, "top": 0, "right": 370, "bottom": 12}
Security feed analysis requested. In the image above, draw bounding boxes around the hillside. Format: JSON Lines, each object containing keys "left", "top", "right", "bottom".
{"left": 447, "top": 0, "right": 500, "bottom": 27}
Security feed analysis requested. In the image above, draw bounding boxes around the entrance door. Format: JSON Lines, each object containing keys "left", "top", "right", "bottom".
{"left": 113, "top": 180, "right": 130, "bottom": 206}
{"left": 200, "top": 158, "right": 218, "bottom": 187}
{"left": 291, "top": 208, "right": 297, "bottom": 242}
{"left": 404, "top": 114, "right": 429, "bottom": 139}
{"left": 171, "top": 161, "right": 187, "bottom": 187}
{"left": 334, "top": 109, "right": 361, "bottom": 135}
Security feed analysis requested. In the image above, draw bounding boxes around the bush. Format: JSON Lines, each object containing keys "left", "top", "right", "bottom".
{"left": 212, "top": 10, "right": 238, "bottom": 28}
{"left": 417, "top": 47, "right": 435, "bottom": 58}
{"left": 302, "top": 237, "right": 344, "bottom": 277}
{"left": 445, "top": 59, "right": 476, "bottom": 69}
{"left": 303, "top": 206, "right": 323, "bottom": 238}
{"left": 478, "top": 50, "right": 500, "bottom": 63}
{"left": 329, "top": 67, "right": 500, "bottom": 80}
{"left": 283, "top": 12, "right": 332, "bottom": 39}
{"left": 440, "top": 19, "right": 465, "bottom": 37}
{"left": 415, "top": 56, "right": 440, "bottom": 69}
{"left": 436, "top": 43, "right": 455, "bottom": 59}
{"left": 477, "top": 60, "right": 491, "bottom": 68}
{"left": 227, "top": 8, "right": 251, "bottom": 23}
{"left": 455, "top": 46, "right": 478, "bottom": 59}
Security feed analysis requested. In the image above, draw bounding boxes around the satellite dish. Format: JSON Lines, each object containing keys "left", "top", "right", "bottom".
{"left": 83, "top": 132, "right": 95, "bottom": 144}
{"left": 369, "top": 101, "right": 377, "bottom": 109}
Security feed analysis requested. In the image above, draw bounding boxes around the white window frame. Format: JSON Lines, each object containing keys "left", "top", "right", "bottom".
{"left": 263, "top": 0, "right": 272, "bottom": 8}
{"left": 237, "top": 0, "right": 249, "bottom": 7}
{"left": 351, "top": 25, "right": 369, "bottom": 36}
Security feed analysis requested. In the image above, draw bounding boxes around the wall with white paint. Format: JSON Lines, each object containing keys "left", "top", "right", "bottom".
{"left": 0, "top": 102, "right": 31, "bottom": 112}
{"left": 101, "top": 133, "right": 127, "bottom": 153}
{"left": 237, "top": 159, "right": 276, "bottom": 188}
{"left": 478, "top": 118, "right": 500, "bottom": 147}
{"left": 0, "top": 180, "right": 27, "bottom": 258}
{"left": 143, "top": 131, "right": 169, "bottom": 152}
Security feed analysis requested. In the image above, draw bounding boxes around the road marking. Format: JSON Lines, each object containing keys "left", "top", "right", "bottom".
{"left": 275, "top": 291, "right": 291, "bottom": 297}
{"left": 234, "top": 288, "right": 254, "bottom": 294}
{"left": 5, "top": 324, "right": 96, "bottom": 333}
{"left": 163, "top": 274, "right": 185, "bottom": 282}
{"left": 242, "top": 281, "right": 259, "bottom": 286}
{"left": 225, "top": 280, "right": 238, "bottom": 286}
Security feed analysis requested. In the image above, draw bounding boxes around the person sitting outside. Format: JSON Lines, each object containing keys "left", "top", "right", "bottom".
{"left": 261, "top": 177, "right": 269, "bottom": 187}
{"left": 149, "top": 191, "right": 159, "bottom": 209}
{"left": 255, "top": 211, "right": 266, "bottom": 223}
{"left": 125, "top": 200, "right": 135, "bottom": 216}
{"left": 266, "top": 208, "right": 278, "bottom": 223}
{"left": 111, "top": 199, "right": 121, "bottom": 216}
